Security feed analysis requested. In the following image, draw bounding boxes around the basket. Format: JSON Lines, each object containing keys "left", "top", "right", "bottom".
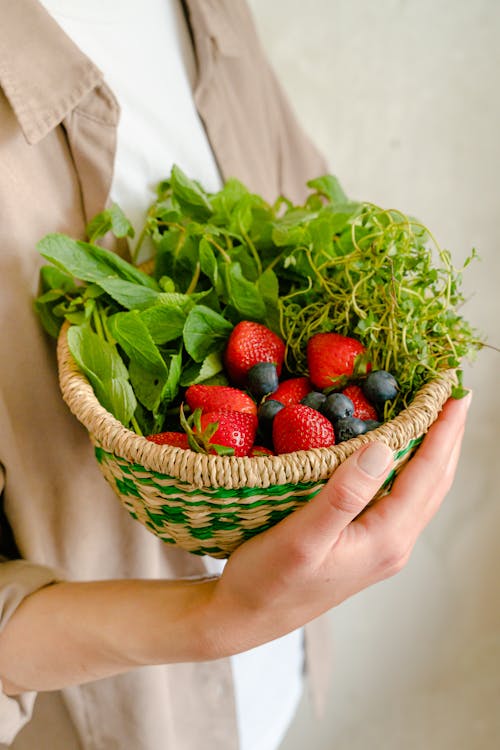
{"left": 57, "top": 321, "right": 456, "bottom": 559}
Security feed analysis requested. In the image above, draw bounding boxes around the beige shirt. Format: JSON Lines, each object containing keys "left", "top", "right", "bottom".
{"left": 0, "top": 1, "right": 330, "bottom": 747}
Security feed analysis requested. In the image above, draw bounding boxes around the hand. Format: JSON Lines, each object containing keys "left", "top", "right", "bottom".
{"left": 206, "top": 392, "right": 472, "bottom": 655}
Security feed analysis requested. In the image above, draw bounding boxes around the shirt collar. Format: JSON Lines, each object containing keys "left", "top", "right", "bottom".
{"left": 0, "top": 0, "right": 104, "bottom": 145}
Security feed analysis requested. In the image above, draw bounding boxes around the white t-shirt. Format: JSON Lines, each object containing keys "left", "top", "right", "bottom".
{"left": 39, "top": 3, "right": 304, "bottom": 750}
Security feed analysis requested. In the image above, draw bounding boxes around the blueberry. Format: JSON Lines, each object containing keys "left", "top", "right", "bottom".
{"left": 362, "top": 370, "right": 398, "bottom": 406}
{"left": 248, "top": 362, "right": 279, "bottom": 400}
{"left": 322, "top": 393, "right": 354, "bottom": 423}
{"left": 363, "top": 419, "right": 382, "bottom": 432}
{"left": 300, "top": 391, "right": 327, "bottom": 411}
{"left": 334, "top": 416, "right": 368, "bottom": 443}
{"left": 257, "top": 399, "right": 285, "bottom": 439}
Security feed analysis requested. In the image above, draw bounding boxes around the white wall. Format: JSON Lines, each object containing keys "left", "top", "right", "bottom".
{"left": 247, "top": 1, "right": 500, "bottom": 748}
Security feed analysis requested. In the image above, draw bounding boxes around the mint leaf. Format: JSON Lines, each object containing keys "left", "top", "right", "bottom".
{"left": 257, "top": 267, "right": 280, "bottom": 332}
{"left": 96, "top": 277, "right": 161, "bottom": 309}
{"left": 38, "top": 234, "right": 158, "bottom": 289}
{"left": 86, "top": 212, "right": 112, "bottom": 244}
{"left": 34, "top": 266, "right": 80, "bottom": 338}
{"left": 139, "top": 304, "right": 186, "bottom": 345}
{"left": 307, "top": 174, "right": 348, "bottom": 204}
{"left": 183, "top": 305, "right": 233, "bottom": 362}
{"left": 67, "top": 323, "right": 136, "bottom": 425}
{"left": 160, "top": 350, "right": 182, "bottom": 406}
{"left": 86, "top": 203, "right": 134, "bottom": 244}
{"left": 224, "top": 263, "right": 267, "bottom": 320}
{"left": 108, "top": 203, "right": 135, "bottom": 238}
{"left": 199, "top": 237, "right": 218, "bottom": 285}
{"left": 180, "top": 352, "right": 225, "bottom": 386}
{"left": 108, "top": 311, "right": 169, "bottom": 412}
{"left": 170, "top": 164, "right": 213, "bottom": 220}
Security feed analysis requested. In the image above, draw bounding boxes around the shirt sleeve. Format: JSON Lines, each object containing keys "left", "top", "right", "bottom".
{"left": 0, "top": 558, "right": 62, "bottom": 744}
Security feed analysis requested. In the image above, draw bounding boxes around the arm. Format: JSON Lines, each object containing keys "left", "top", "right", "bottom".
{"left": 0, "top": 393, "right": 471, "bottom": 694}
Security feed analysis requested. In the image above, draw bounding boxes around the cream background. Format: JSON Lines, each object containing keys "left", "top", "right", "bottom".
{"left": 246, "top": 0, "right": 500, "bottom": 748}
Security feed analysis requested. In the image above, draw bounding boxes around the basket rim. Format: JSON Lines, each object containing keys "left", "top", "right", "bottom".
{"left": 57, "top": 320, "right": 457, "bottom": 490}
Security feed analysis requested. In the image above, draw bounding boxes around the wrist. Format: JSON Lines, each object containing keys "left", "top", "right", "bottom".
{"left": 116, "top": 577, "right": 221, "bottom": 667}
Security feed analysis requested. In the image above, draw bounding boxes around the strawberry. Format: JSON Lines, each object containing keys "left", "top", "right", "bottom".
{"left": 223, "top": 321, "right": 285, "bottom": 385}
{"left": 342, "top": 385, "right": 378, "bottom": 421}
{"left": 195, "top": 409, "right": 257, "bottom": 457}
{"left": 272, "top": 404, "right": 335, "bottom": 454}
{"left": 272, "top": 376, "right": 312, "bottom": 406}
{"left": 249, "top": 445, "right": 275, "bottom": 457}
{"left": 146, "top": 431, "right": 190, "bottom": 449}
{"left": 306, "top": 332, "right": 370, "bottom": 390}
{"left": 185, "top": 384, "right": 257, "bottom": 417}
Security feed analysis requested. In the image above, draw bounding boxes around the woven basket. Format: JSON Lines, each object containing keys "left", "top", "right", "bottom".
{"left": 57, "top": 321, "right": 456, "bottom": 558}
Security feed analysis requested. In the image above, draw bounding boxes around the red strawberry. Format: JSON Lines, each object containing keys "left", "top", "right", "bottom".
{"left": 272, "top": 404, "right": 335, "bottom": 454}
{"left": 249, "top": 445, "right": 275, "bottom": 457}
{"left": 342, "top": 385, "right": 378, "bottom": 421}
{"left": 224, "top": 321, "right": 285, "bottom": 385}
{"left": 307, "top": 332, "right": 370, "bottom": 390}
{"left": 272, "top": 377, "right": 312, "bottom": 406}
{"left": 146, "top": 431, "right": 190, "bottom": 449}
{"left": 185, "top": 384, "right": 257, "bottom": 417}
{"left": 198, "top": 409, "right": 257, "bottom": 457}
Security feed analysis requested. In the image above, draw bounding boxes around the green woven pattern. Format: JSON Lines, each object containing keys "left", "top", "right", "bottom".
{"left": 94, "top": 438, "right": 421, "bottom": 558}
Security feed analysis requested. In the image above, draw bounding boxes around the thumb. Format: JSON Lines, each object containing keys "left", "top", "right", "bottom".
{"left": 288, "top": 441, "right": 394, "bottom": 551}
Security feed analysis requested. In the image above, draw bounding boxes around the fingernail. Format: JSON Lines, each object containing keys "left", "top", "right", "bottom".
{"left": 462, "top": 390, "right": 473, "bottom": 409}
{"left": 357, "top": 442, "right": 393, "bottom": 478}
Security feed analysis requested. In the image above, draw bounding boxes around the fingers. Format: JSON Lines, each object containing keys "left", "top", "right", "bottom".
{"left": 362, "top": 392, "right": 472, "bottom": 546}
{"left": 281, "top": 440, "right": 394, "bottom": 554}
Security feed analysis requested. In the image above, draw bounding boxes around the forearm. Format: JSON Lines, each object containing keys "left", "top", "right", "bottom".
{"left": 0, "top": 577, "right": 217, "bottom": 694}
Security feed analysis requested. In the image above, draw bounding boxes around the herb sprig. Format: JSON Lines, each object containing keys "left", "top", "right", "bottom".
{"left": 35, "top": 166, "right": 483, "bottom": 434}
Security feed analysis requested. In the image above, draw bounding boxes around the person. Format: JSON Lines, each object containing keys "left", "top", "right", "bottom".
{"left": 0, "top": 1, "right": 472, "bottom": 748}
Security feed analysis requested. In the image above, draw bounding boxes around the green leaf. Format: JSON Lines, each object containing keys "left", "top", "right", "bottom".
{"left": 307, "top": 174, "right": 348, "bottom": 204}
{"left": 199, "top": 237, "right": 218, "bottom": 285}
{"left": 183, "top": 305, "right": 233, "bottom": 362}
{"left": 155, "top": 229, "right": 199, "bottom": 290}
{"left": 224, "top": 263, "right": 267, "bottom": 320}
{"left": 34, "top": 266, "right": 81, "bottom": 338}
{"left": 67, "top": 323, "right": 136, "bottom": 425}
{"left": 180, "top": 352, "right": 224, "bottom": 386}
{"left": 96, "top": 277, "right": 161, "bottom": 309}
{"left": 139, "top": 304, "right": 186, "bottom": 345}
{"left": 64, "top": 310, "right": 87, "bottom": 325}
{"left": 83, "top": 283, "right": 106, "bottom": 300}
{"left": 86, "top": 211, "right": 112, "bottom": 244}
{"left": 158, "top": 276, "right": 176, "bottom": 293}
{"left": 108, "top": 311, "right": 169, "bottom": 412}
{"left": 38, "top": 234, "right": 158, "bottom": 289}
{"left": 86, "top": 204, "right": 134, "bottom": 244}
{"left": 271, "top": 210, "right": 315, "bottom": 247}
{"left": 108, "top": 203, "right": 135, "bottom": 238}
{"left": 38, "top": 264, "right": 79, "bottom": 294}
{"left": 154, "top": 291, "right": 207, "bottom": 309}
{"left": 451, "top": 384, "right": 470, "bottom": 399}
{"left": 34, "top": 296, "right": 66, "bottom": 338}
{"left": 127, "top": 360, "right": 165, "bottom": 413}
{"left": 229, "top": 195, "right": 253, "bottom": 234}
{"left": 323, "top": 202, "right": 361, "bottom": 233}
{"left": 210, "top": 178, "right": 250, "bottom": 220}
{"left": 230, "top": 246, "right": 259, "bottom": 282}
{"left": 257, "top": 267, "right": 280, "bottom": 332}
{"left": 309, "top": 217, "right": 335, "bottom": 254}
{"left": 108, "top": 311, "right": 167, "bottom": 372}
{"left": 170, "top": 164, "right": 213, "bottom": 220}
{"left": 160, "top": 350, "right": 182, "bottom": 406}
